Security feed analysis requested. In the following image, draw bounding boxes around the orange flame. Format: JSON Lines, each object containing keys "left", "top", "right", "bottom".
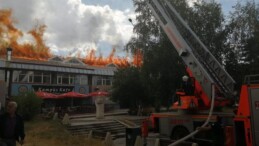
{"left": 0, "top": 9, "right": 51, "bottom": 60}
{"left": 0, "top": 9, "right": 142, "bottom": 67}
{"left": 83, "top": 48, "right": 132, "bottom": 67}
{"left": 132, "top": 49, "right": 143, "bottom": 67}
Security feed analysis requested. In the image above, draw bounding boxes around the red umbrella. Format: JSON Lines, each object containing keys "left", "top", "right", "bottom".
{"left": 87, "top": 91, "right": 109, "bottom": 97}
{"left": 58, "top": 91, "right": 88, "bottom": 98}
{"left": 36, "top": 91, "right": 59, "bottom": 99}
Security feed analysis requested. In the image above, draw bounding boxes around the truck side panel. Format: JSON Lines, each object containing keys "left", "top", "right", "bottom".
{"left": 249, "top": 87, "right": 259, "bottom": 145}
{"left": 159, "top": 116, "right": 193, "bottom": 137}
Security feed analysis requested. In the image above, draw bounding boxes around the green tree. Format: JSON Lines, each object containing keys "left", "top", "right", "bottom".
{"left": 128, "top": 0, "right": 192, "bottom": 109}
{"left": 117, "top": 0, "right": 240, "bottom": 111}
{"left": 14, "top": 92, "right": 43, "bottom": 120}
{"left": 245, "top": 32, "right": 259, "bottom": 74}
{"left": 189, "top": 1, "right": 227, "bottom": 61}
{"left": 141, "top": 41, "right": 185, "bottom": 110}
{"left": 225, "top": 1, "right": 259, "bottom": 87}
{"left": 111, "top": 66, "right": 148, "bottom": 111}
{"left": 243, "top": 3, "right": 259, "bottom": 74}
{"left": 128, "top": 0, "right": 227, "bottom": 109}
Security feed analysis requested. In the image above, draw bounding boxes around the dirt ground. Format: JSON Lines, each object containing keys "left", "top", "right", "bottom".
{"left": 21, "top": 116, "right": 103, "bottom": 146}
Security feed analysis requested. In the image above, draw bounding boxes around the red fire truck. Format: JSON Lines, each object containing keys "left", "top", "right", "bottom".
{"left": 145, "top": 0, "right": 259, "bottom": 146}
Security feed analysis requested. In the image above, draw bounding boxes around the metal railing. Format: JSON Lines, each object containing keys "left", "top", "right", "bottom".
{"left": 244, "top": 74, "right": 259, "bottom": 84}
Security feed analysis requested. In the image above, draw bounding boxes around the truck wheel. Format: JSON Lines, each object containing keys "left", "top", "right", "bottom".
{"left": 170, "top": 126, "right": 189, "bottom": 140}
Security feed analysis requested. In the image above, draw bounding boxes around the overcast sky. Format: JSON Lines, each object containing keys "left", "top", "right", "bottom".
{"left": 0, "top": 0, "right": 240, "bottom": 57}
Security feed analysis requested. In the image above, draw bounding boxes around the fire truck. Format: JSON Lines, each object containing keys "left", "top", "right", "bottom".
{"left": 144, "top": 0, "right": 259, "bottom": 146}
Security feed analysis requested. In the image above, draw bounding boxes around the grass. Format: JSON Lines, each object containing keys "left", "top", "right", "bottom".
{"left": 22, "top": 116, "right": 103, "bottom": 146}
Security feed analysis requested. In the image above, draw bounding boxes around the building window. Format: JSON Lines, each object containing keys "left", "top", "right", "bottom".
{"left": 28, "top": 75, "right": 33, "bottom": 83}
{"left": 43, "top": 73, "right": 51, "bottom": 84}
{"left": 12, "top": 71, "right": 20, "bottom": 82}
{"left": 79, "top": 75, "right": 88, "bottom": 85}
{"left": 95, "top": 76, "right": 113, "bottom": 86}
{"left": 97, "top": 79, "right": 102, "bottom": 85}
{"left": 103, "top": 78, "right": 112, "bottom": 85}
{"left": 57, "top": 75, "right": 62, "bottom": 84}
{"left": 34, "top": 76, "right": 42, "bottom": 83}
{"left": 75, "top": 75, "right": 88, "bottom": 85}
{"left": 18, "top": 71, "right": 29, "bottom": 83}
{"left": 69, "top": 75, "right": 75, "bottom": 84}
{"left": 56, "top": 74, "right": 76, "bottom": 85}
{"left": 13, "top": 71, "right": 52, "bottom": 84}
{"left": 62, "top": 75, "right": 69, "bottom": 84}
{"left": 34, "top": 72, "right": 42, "bottom": 83}
{"left": 106, "top": 80, "right": 111, "bottom": 85}
{"left": 75, "top": 76, "right": 80, "bottom": 84}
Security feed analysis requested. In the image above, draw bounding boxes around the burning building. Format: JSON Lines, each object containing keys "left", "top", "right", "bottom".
{"left": 0, "top": 9, "right": 142, "bottom": 108}
{"left": 0, "top": 48, "right": 118, "bottom": 109}
{"left": 0, "top": 47, "right": 116, "bottom": 96}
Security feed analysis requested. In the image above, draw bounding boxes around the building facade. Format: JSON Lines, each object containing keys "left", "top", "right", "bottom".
{"left": 0, "top": 55, "right": 116, "bottom": 100}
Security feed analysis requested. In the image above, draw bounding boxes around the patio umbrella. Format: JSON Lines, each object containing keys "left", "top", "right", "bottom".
{"left": 36, "top": 91, "right": 59, "bottom": 99}
{"left": 58, "top": 91, "right": 88, "bottom": 98}
{"left": 58, "top": 91, "right": 90, "bottom": 107}
{"left": 87, "top": 91, "right": 109, "bottom": 97}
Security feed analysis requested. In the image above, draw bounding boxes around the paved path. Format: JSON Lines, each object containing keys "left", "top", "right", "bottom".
{"left": 114, "top": 137, "right": 159, "bottom": 146}
{"left": 69, "top": 109, "right": 129, "bottom": 119}
{"left": 69, "top": 114, "right": 147, "bottom": 126}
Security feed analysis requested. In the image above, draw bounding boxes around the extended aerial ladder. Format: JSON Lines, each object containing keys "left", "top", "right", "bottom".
{"left": 147, "top": 0, "right": 235, "bottom": 109}
{"left": 145, "top": 1, "right": 259, "bottom": 146}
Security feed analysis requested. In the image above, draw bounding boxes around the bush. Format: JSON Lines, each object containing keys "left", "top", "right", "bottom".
{"left": 14, "top": 92, "right": 43, "bottom": 121}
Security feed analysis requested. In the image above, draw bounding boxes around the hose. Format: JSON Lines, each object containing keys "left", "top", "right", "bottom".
{"left": 168, "top": 84, "right": 216, "bottom": 146}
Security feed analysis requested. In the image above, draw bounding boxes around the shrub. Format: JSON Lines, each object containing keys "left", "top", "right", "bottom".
{"left": 14, "top": 92, "right": 43, "bottom": 121}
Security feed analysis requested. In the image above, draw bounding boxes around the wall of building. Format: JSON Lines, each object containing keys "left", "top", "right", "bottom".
{"left": 91, "top": 75, "right": 113, "bottom": 91}
{"left": 0, "top": 81, "right": 6, "bottom": 109}
{"left": 0, "top": 70, "right": 6, "bottom": 109}
{"left": 5, "top": 68, "right": 114, "bottom": 97}
{"left": 0, "top": 70, "right": 5, "bottom": 81}
{"left": 10, "top": 70, "right": 90, "bottom": 96}
{"left": 11, "top": 83, "right": 89, "bottom": 96}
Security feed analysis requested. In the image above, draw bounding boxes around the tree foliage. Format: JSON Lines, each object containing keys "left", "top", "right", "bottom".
{"left": 113, "top": 0, "right": 259, "bottom": 110}
{"left": 14, "top": 92, "right": 43, "bottom": 121}
{"left": 189, "top": 1, "right": 227, "bottom": 61}
{"left": 111, "top": 66, "right": 148, "bottom": 109}
{"left": 225, "top": 1, "right": 259, "bottom": 87}
{"left": 130, "top": 0, "right": 191, "bottom": 109}
{"left": 141, "top": 41, "right": 185, "bottom": 110}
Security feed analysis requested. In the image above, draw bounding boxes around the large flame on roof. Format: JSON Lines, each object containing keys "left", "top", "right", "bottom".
{"left": 83, "top": 48, "right": 142, "bottom": 67}
{"left": 0, "top": 9, "right": 143, "bottom": 67}
{"left": 132, "top": 49, "right": 143, "bottom": 67}
{"left": 0, "top": 9, "right": 51, "bottom": 60}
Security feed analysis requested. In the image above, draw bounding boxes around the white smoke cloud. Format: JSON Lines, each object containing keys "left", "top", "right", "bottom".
{"left": 0, "top": 0, "right": 135, "bottom": 57}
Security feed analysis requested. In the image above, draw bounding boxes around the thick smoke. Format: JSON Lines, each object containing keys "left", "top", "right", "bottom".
{"left": 0, "top": 0, "right": 134, "bottom": 57}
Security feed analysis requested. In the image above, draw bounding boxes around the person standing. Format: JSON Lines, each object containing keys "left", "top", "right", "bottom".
{"left": 0, "top": 101, "right": 25, "bottom": 146}
{"left": 181, "top": 75, "right": 194, "bottom": 95}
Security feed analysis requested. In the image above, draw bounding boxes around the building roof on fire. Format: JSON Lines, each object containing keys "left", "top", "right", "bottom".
{"left": 0, "top": 56, "right": 116, "bottom": 76}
